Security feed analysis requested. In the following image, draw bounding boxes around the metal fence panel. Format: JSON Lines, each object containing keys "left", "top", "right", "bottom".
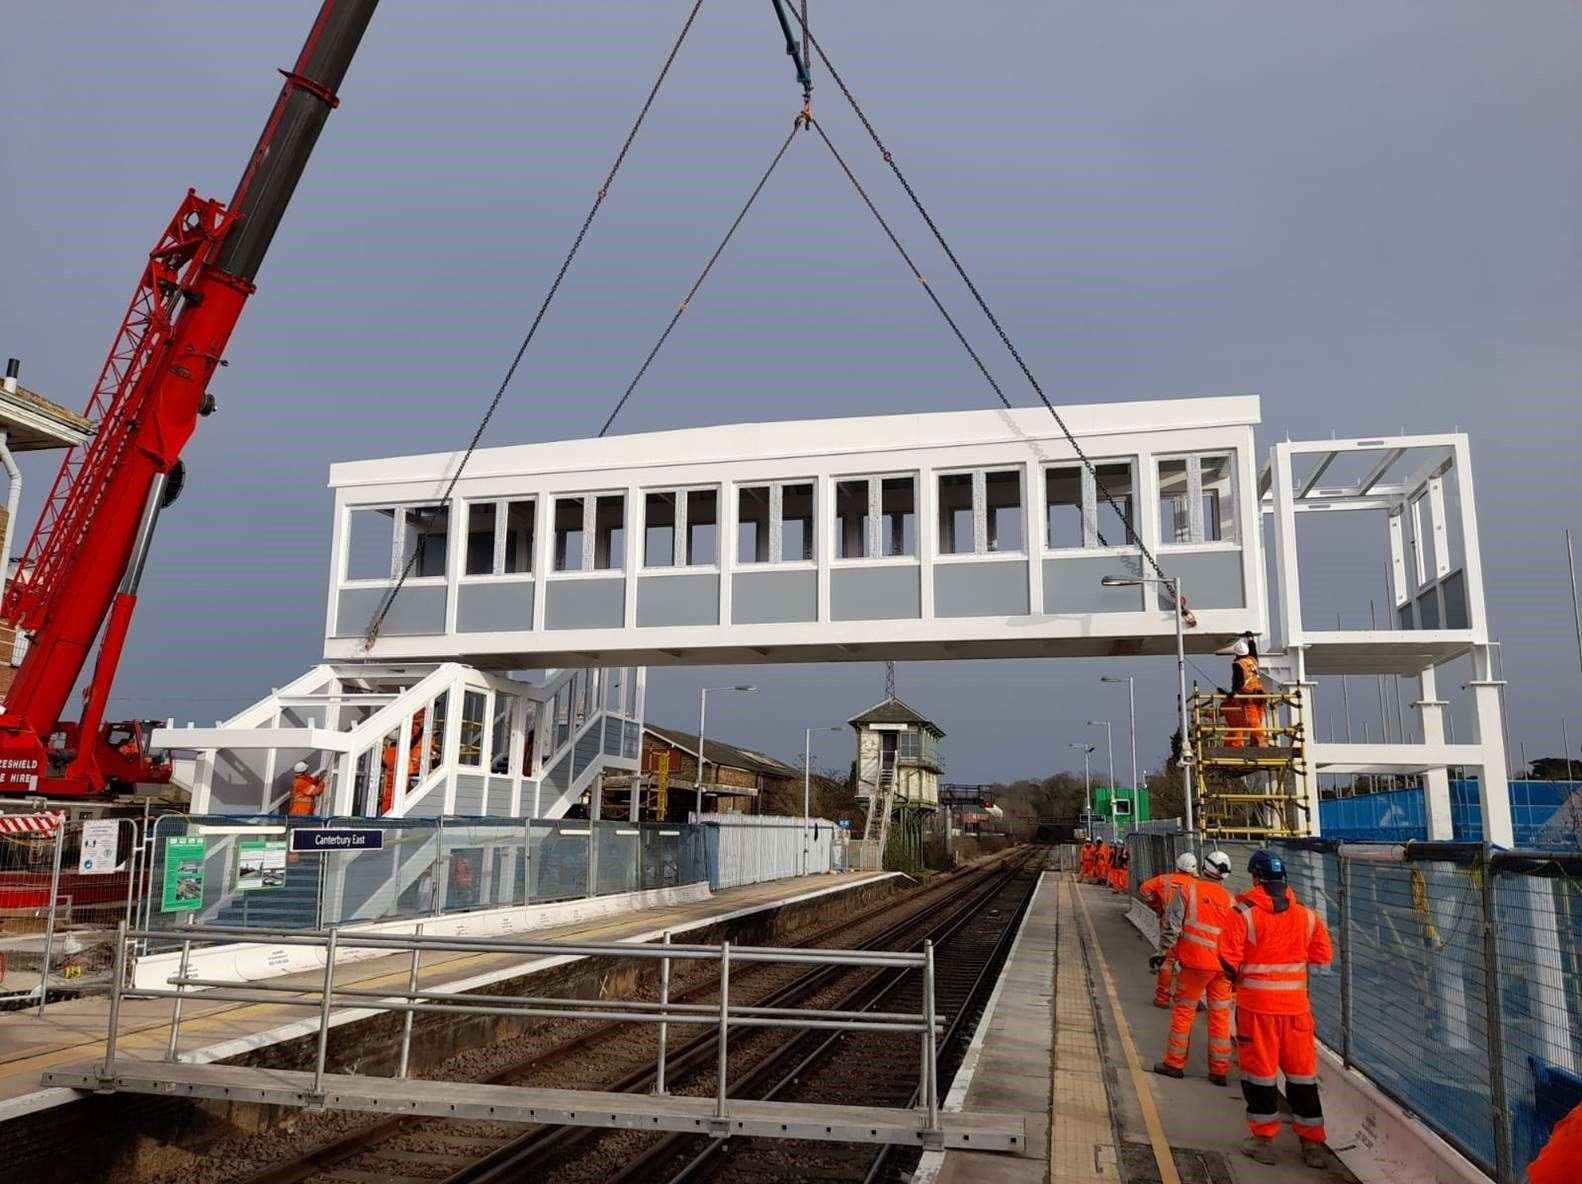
{"left": 1348, "top": 858, "right": 1499, "bottom": 1171}
{"left": 0, "top": 814, "right": 142, "bottom": 1005}
{"left": 1492, "top": 864, "right": 1582, "bottom": 1175}
{"left": 138, "top": 815, "right": 713, "bottom": 946}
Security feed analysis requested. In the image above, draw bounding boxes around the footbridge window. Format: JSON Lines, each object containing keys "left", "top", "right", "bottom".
{"left": 553, "top": 494, "right": 626, "bottom": 571}
{"left": 937, "top": 469, "right": 1025, "bottom": 555}
{"left": 737, "top": 481, "right": 816, "bottom": 565}
{"left": 1158, "top": 453, "right": 1238, "bottom": 546}
{"left": 644, "top": 487, "right": 719, "bottom": 567}
{"left": 459, "top": 690, "right": 486, "bottom": 768}
{"left": 345, "top": 504, "right": 449, "bottom": 581}
{"left": 1045, "top": 460, "right": 1137, "bottom": 550}
{"left": 834, "top": 474, "right": 918, "bottom": 560}
{"left": 464, "top": 498, "right": 536, "bottom": 577}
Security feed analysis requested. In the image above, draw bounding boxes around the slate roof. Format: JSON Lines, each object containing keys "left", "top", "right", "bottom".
{"left": 846, "top": 695, "right": 945, "bottom": 736}
{"left": 644, "top": 723, "right": 802, "bottom": 780}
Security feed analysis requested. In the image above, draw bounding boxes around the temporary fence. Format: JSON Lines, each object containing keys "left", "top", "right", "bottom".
{"left": 698, "top": 812, "right": 838, "bottom": 888}
{"left": 0, "top": 811, "right": 144, "bottom": 1010}
{"left": 138, "top": 814, "right": 714, "bottom": 948}
{"left": 137, "top": 811, "right": 847, "bottom": 947}
{"left": 1126, "top": 831, "right": 1582, "bottom": 1183}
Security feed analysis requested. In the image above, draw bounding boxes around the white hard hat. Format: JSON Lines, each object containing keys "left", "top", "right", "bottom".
{"left": 292, "top": 761, "right": 308, "bottom": 773}
{"left": 1175, "top": 851, "right": 1198, "bottom": 874}
{"left": 1203, "top": 850, "right": 1233, "bottom": 879}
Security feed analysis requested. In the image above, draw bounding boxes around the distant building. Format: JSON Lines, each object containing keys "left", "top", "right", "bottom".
{"left": 641, "top": 723, "right": 802, "bottom": 818}
{"left": 848, "top": 696, "right": 943, "bottom": 812}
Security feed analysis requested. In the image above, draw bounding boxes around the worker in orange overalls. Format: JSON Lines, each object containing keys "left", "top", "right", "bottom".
{"left": 1218, "top": 633, "right": 1267, "bottom": 747}
{"left": 1218, "top": 850, "right": 1333, "bottom": 1168}
{"left": 1154, "top": 850, "right": 1235, "bottom": 1083}
{"left": 1528, "top": 1099, "right": 1582, "bottom": 1184}
{"left": 287, "top": 761, "right": 325, "bottom": 816}
{"left": 1095, "top": 840, "right": 1113, "bottom": 887}
{"left": 1078, "top": 840, "right": 1095, "bottom": 882}
{"left": 1109, "top": 843, "right": 1130, "bottom": 893}
{"left": 1140, "top": 851, "right": 1200, "bottom": 1008}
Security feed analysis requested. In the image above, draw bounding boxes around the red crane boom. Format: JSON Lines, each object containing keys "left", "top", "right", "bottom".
{"left": 0, "top": 0, "right": 379, "bottom": 797}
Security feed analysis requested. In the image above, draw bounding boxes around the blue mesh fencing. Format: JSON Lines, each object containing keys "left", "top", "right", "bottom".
{"left": 1318, "top": 781, "right": 1582, "bottom": 849}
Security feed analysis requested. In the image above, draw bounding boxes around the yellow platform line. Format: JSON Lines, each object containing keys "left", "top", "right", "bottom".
{"left": 1073, "top": 877, "right": 1182, "bottom": 1184}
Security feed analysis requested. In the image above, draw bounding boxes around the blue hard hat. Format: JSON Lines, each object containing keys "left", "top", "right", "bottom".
{"left": 1248, "top": 850, "right": 1287, "bottom": 881}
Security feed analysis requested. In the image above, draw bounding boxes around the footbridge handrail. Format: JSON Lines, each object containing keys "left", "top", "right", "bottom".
{"left": 95, "top": 920, "right": 944, "bottom": 1137}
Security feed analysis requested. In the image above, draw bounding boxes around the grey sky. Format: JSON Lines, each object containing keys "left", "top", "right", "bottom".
{"left": 2, "top": 3, "right": 1579, "bottom": 785}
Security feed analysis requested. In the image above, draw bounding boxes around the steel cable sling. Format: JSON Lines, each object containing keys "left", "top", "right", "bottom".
{"left": 597, "top": 121, "right": 803, "bottom": 437}
{"left": 780, "top": 8, "right": 1181, "bottom": 595}
{"left": 363, "top": 0, "right": 706, "bottom": 647}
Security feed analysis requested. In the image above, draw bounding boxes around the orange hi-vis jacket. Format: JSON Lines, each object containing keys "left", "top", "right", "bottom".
{"left": 1162, "top": 877, "right": 1235, "bottom": 971}
{"left": 1218, "top": 884, "right": 1333, "bottom": 1014}
{"left": 1139, "top": 871, "right": 1196, "bottom": 919}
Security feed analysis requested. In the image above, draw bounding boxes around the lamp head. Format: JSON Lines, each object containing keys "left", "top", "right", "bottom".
{"left": 1100, "top": 575, "right": 1139, "bottom": 588}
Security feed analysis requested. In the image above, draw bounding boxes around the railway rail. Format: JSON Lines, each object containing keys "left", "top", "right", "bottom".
{"left": 226, "top": 848, "right": 1039, "bottom": 1184}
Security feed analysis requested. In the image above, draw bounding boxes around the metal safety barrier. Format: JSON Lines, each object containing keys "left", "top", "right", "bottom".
{"left": 1127, "top": 831, "right": 1582, "bottom": 1183}
{"left": 93, "top": 921, "right": 945, "bottom": 1138}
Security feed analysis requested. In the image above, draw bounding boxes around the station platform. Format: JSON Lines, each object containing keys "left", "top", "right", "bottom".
{"left": 918, "top": 873, "right": 1357, "bottom": 1184}
{"left": 0, "top": 870, "right": 895, "bottom": 1123}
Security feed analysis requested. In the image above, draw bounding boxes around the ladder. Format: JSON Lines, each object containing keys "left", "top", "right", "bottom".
{"left": 861, "top": 746, "right": 900, "bottom": 865}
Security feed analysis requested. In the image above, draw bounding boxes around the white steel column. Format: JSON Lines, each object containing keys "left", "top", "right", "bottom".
{"left": 1468, "top": 644, "right": 1513, "bottom": 847}
{"left": 1417, "top": 664, "right": 1454, "bottom": 840}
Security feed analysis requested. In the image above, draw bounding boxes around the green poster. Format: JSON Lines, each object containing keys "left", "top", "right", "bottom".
{"left": 162, "top": 835, "right": 207, "bottom": 912}
{"left": 236, "top": 838, "right": 286, "bottom": 892}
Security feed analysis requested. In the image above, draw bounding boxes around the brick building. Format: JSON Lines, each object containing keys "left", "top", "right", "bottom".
{"left": 641, "top": 723, "right": 802, "bottom": 818}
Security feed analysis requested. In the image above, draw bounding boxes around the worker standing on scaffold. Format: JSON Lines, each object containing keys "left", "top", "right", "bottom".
{"left": 1218, "top": 632, "right": 1267, "bottom": 748}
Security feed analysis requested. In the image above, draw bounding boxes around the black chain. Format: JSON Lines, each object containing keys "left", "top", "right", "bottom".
{"left": 364, "top": 0, "right": 707, "bottom": 647}
{"left": 785, "top": 9, "right": 1175, "bottom": 598}
{"left": 599, "top": 120, "right": 801, "bottom": 437}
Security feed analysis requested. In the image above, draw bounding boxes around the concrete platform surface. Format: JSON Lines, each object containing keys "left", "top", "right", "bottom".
{"left": 920, "top": 873, "right": 1359, "bottom": 1184}
{"left": 0, "top": 871, "right": 893, "bottom": 1120}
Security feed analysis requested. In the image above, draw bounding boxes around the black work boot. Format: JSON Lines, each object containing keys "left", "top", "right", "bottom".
{"left": 1152, "top": 1062, "right": 1184, "bottom": 1079}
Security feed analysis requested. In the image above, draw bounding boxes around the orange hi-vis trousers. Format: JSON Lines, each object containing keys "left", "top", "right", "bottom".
{"left": 1236, "top": 1009, "right": 1325, "bottom": 1143}
{"left": 1163, "top": 966, "right": 1233, "bottom": 1076}
{"left": 1153, "top": 953, "right": 1176, "bottom": 1007}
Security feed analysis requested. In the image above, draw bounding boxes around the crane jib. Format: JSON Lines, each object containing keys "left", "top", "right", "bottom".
{"left": 0, "top": 0, "right": 379, "bottom": 798}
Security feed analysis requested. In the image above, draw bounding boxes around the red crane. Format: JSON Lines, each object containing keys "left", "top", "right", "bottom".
{"left": 0, "top": 0, "right": 380, "bottom": 797}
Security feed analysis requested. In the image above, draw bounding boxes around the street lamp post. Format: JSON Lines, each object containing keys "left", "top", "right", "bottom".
{"left": 1087, "top": 718, "right": 1115, "bottom": 834}
{"left": 1069, "top": 742, "right": 1095, "bottom": 830}
{"left": 696, "top": 685, "right": 755, "bottom": 818}
{"left": 1102, "top": 574, "right": 1195, "bottom": 834}
{"left": 803, "top": 724, "right": 843, "bottom": 876}
{"left": 1100, "top": 675, "right": 1138, "bottom": 796}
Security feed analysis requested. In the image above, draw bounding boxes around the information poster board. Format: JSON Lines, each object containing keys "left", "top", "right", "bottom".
{"left": 161, "top": 835, "right": 207, "bottom": 912}
{"left": 78, "top": 819, "right": 119, "bottom": 875}
{"left": 237, "top": 838, "right": 287, "bottom": 891}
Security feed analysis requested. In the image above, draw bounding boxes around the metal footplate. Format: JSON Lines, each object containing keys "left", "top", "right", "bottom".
{"left": 45, "top": 1061, "right": 1027, "bottom": 1152}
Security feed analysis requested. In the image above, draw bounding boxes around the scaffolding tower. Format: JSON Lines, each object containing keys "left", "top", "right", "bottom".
{"left": 1189, "top": 685, "right": 1309, "bottom": 839}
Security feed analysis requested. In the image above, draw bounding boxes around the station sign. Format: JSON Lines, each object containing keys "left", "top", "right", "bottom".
{"left": 289, "top": 828, "right": 384, "bottom": 853}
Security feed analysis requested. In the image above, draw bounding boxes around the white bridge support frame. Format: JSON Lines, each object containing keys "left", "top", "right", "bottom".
{"left": 1262, "top": 433, "right": 1511, "bottom": 845}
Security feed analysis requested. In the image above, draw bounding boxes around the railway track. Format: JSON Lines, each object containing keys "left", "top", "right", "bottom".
{"left": 231, "top": 849, "right": 1038, "bottom": 1184}
{"left": 587, "top": 856, "right": 1041, "bottom": 1184}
